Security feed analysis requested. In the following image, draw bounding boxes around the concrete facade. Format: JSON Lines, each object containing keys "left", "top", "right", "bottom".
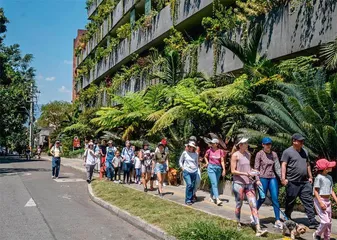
{"left": 75, "top": 0, "right": 337, "bottom": 97}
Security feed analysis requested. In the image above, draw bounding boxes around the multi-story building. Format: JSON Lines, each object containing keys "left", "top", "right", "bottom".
{"left": 73, "top": 29, "right": 87, "bottom": 102}
{"left": 73, "top": 0, "right": 337, "bottom": 103}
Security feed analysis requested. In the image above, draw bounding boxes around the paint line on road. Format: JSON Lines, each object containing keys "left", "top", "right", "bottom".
{"left": 25, "top": 198, "right": 36, "bottom": 207}
{"left": 53, "top": 178, "right": 85, "bottom": 183}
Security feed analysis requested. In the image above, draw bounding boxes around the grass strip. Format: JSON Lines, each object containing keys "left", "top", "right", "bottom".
{"left": 91, "top": 180, "right": 282, "bottom": 240}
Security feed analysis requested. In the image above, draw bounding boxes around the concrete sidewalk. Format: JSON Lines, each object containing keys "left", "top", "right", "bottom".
{"left": 43, "top": 155, "right": 337, "bottom": 240}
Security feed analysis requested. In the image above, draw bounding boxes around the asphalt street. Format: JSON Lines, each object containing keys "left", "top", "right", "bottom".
{"left": 0, "top": 157, "right": 155, "bottom": 240}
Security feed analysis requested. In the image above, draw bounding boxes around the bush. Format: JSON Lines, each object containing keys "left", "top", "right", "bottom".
{"left": 172, "top": 220, "right": 257, "bottom": 240}
{"left": 63, "top": 148, "right": 85, "bottom": 158}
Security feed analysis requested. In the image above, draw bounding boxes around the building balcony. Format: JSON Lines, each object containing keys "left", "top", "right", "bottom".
{"left": 87, "top": 0, "right": 104, "bottom": 19}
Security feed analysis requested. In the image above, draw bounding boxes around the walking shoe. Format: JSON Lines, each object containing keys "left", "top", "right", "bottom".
{"left": 86, "top": 179, "right": 91, "bottom": 184}
{"left": 144, "top": 187, "right": 148, "bottom": 192}
{"left": 163, "top": 182, "right": 166, "bottom": 187}
{"left": 255, "top": 229, "right": 268, "bottom": 237}
{"left": 309, "top": 220, "right": 320, "bottom": 229}
{"left": 237, "top": 222, "right": 242, "bottom": 231}
{"left": 209, "top": 197, "right": 215, "bottom": 204}
{"left": 274, "top": 220, "right": 283, "bottom": 230}
{"left": 56, "top": 177, "right": 59, "bottom": 179}
{"left": 313, "top": 232, "right": 321, "bottom": 240}
{"left": 52, "top": 176, "right": 55, "bottom": 179}
{"left": 186, "top": 202, "right": 193, "bottom": 206}
{"left": 155, "top": 180, "right": 158, "bottom": 186}
{"left": 215, "top": 198, "right": 223, "bottom": 206}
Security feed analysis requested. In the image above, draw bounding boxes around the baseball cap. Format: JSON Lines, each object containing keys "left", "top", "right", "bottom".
{"left": 55, "top": 141, "right": 60, "bottom": 144}
{"left": 158, "top": 142, "right": 165, "bottom": 147}
{"left": 211, "top": 138, "right": 219, "bottom": 144}
{"left": 189, "top": 136, "right": 197, "bottom": 142}
{"left": 262, "top": 137, "right": 272, "bottom": 144}
{"left": 292, "top": 133, "right": 305, "bottom": 141}
{"left": 108, "top": 140, "right": 113, "bottom": 144}
{"left": 316, "top": 159, "right": 336, "bottom": 170}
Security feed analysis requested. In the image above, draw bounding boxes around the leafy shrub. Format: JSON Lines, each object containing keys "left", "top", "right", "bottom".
{"left": 172, "top": 220, "right": 257, "bottom": 240}
{"left": 63, "top": 149, "right": 85, "bottom": 158}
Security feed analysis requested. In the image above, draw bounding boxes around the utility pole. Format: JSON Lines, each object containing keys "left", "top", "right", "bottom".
{"left": 29, "top": 82, "right": 34, "bottom": 151}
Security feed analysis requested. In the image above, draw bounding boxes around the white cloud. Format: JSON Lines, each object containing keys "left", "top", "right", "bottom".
{"left": 36, "top": 74, "right": 44, "bottom": 81}
{"left": 45, "top": 76, "right": 56, "bottom": 81}
{"left": 63, "top": 60, "right": 72, "bottom": 65}
{"left": 58, "top": 86, "right": 71, "bottom": 94}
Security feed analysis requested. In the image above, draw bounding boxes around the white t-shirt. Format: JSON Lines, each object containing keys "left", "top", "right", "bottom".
{"left": 85, "top": 149, "right": 96, "bottom": 165}
{"left": 134, "top": 156, "right": 141, "bottom": 169}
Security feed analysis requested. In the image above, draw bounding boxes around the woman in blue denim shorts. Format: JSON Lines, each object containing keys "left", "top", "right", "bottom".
{"left": 152, "top": 142, "right": 169, "bottom": 197}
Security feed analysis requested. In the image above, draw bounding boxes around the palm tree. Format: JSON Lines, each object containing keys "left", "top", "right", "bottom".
{"left": 218, "top": 23, "right": 275, "bottom": 78}
{"left": 242, "top": 68, "right": 337, "bottom": 161}
{"left": 320, "top": 37, "right": 337, "bottom": 70}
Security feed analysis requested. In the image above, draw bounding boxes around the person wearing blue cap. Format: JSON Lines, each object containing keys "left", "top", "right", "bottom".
{"left": 254, "top": 137, "right": 283, "bottom": 229}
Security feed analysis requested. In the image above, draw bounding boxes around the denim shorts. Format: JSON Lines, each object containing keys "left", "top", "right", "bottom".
{"left": 154, "top": 163, "right": 167, "bottom": 174}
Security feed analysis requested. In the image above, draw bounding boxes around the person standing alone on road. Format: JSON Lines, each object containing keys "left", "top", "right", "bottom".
{"left": 84, "top": 142, "right": 97, "bottom": 184}
{"left": 50, "top": 141, "right": 63, "bottom": 179}
{"left": 281, "top": 133, "right": 319, "bottom": 229}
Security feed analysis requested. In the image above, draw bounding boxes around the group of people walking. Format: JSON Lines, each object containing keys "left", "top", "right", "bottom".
{"left": 50, "top": 132, "right": 337, "bottom": 239}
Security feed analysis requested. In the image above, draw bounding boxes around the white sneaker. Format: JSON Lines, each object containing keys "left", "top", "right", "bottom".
{"left": 52, "top": 176, "right": 55, "bottom": 179}
{"left": 216, "top": 198, "right": 222, "bottom": 206}
{"left": 163, "top": 182, "right": 166, "bottom": 186}
{"left": 274, "top": 220, "right": 283, "bottom": 230}
{"left": 255, "top": 229, "right": 268, "bottom": 237}
{"left": 209, "top": 197, "right": 215, "bottom": 203}
{"left": 155, "top": 180, "right": 158, "bottom": 186}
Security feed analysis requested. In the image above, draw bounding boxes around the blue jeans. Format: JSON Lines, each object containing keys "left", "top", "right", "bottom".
{"left": 135, "top": 168, "right": 141, "bottom": 182}
{"left": 52, "top": 157, "right": 61, "bottom": 177}
{"left": 106, "top": 161, "right": 113, "bottom": 180}
{"left": 207, "top": 164, "right": 222, "bottom": 198}
{"left": 257, "top": 177, "right": 280, "bottom": 220}
{"left": 183, "top": 170, "right": 197, "bottom": 203}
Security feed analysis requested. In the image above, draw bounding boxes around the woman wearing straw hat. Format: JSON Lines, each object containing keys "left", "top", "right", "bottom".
{"left": 204, "top": 138, "right": 226, "bottom": 206}
{"left": 179, "top": 141, "right": 199, "bottom": 205}
{"left": 231, "top": 137, "right": 267, "bottom": 237}
{"left": 152, "top": 142, "right": 169, "bottom": 197}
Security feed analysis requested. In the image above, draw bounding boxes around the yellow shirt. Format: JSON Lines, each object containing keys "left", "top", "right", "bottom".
{"left": 51, "top": 146, "right": 62, "bottom": 157}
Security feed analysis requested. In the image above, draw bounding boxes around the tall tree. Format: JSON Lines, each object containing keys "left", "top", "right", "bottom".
{"left": 0, "top": 8, "right": 37, "bottom": 150}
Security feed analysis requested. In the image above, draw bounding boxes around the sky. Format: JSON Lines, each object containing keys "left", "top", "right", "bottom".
{"left": 1, "top": 0, "right": 88, "bottom": 105}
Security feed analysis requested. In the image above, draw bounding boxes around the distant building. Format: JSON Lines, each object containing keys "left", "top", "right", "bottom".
{"left": 73, "top": 29, "right": 86, "bottom": 102}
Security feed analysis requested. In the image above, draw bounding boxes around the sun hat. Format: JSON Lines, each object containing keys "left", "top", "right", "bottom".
{"left": 262, "top": 137, "right": 272, "bottom": 144}
{"left": 88, "top": 142, "right": 94, "bottom": 146}
{"left": 55, "top": 140, "right": 60, "bottom": 144}
{"left": 316, "top": 159, "right": 336, "bottom": 170}
{"left": 211, "top": 138, "right": 219, "bottom": 144}
{"left": 236, "top": 137, "right": 249, "bottom": 146}
{"left": 189, "top": 136, "right": 197, "bottom": 142}
{"left": 185, "top": 141, "right": 197, "bottom": 149}
{"left": 292, "top": 133, "right": 305, "bottom": 141}
{"left": 108, "top": 140, "right": 113, "bottom": 144}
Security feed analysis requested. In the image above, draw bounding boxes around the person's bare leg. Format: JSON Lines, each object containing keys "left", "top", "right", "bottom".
{"left": 157, "top": 173, "right": 163, "bottom": 193}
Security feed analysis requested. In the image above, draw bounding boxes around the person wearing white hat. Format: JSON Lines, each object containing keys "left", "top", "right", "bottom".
{"left": 204, "top": 138, "right": 226, "bottom": 206}
{"left": 179, "top": 141, "right": 199, "bottom": 205}
{"left": 231, "top": 138, "right": 267, "bottom": 237}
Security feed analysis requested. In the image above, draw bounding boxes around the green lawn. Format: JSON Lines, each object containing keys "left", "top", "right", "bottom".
{"left": 91, "top": 180, "right": 282, "bottom": 240}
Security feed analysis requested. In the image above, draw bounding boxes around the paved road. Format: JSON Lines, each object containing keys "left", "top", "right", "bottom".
{"left": 0, "top": 157, "right": 155, "bottom": 240}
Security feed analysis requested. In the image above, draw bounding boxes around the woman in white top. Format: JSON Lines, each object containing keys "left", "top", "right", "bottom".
{"left": 179, "top": 141, "right": 198, "bottom": 205}
{"left": 83, "top": 142, "right": 97, "bottom": 184}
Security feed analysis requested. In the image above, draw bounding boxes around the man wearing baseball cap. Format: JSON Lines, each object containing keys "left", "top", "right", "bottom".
{"left": 280, "top": 133, "right": 319, "bottom": 228}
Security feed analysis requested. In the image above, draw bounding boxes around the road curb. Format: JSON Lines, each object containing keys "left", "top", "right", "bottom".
{"left": 87, "top": 184, "right": 176, "bottom": 240}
